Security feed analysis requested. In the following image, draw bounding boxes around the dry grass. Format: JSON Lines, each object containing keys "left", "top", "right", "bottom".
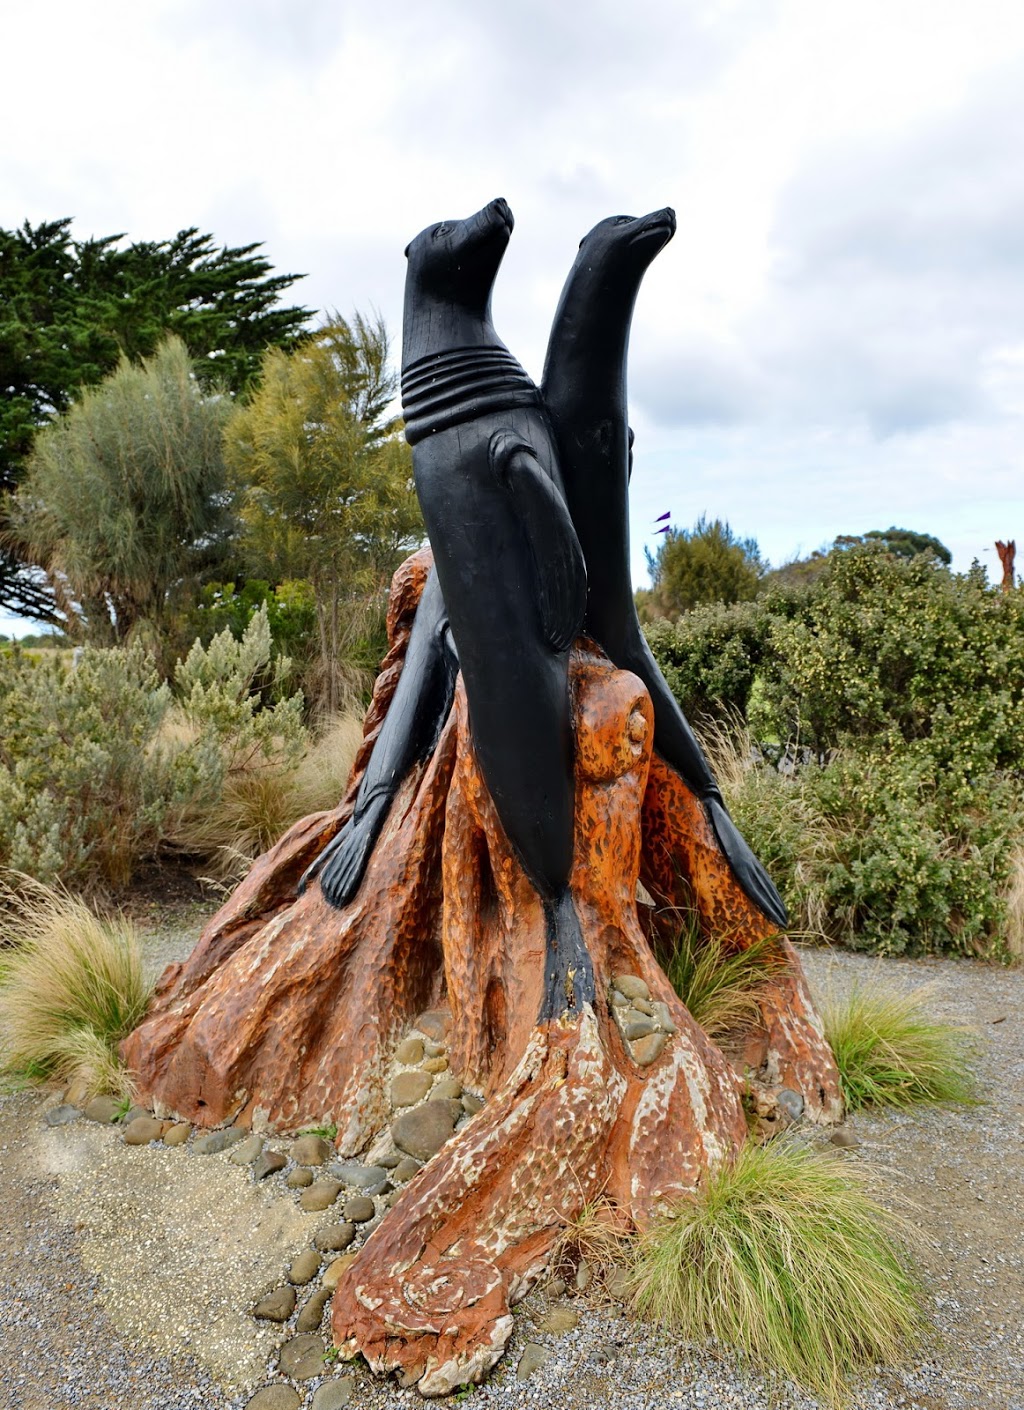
{"left": 820, "top": 979, "right": 976, "bottom": 1111}
{"left": 1002, "top": 843, "right": 1024, "bottom": 961}
{"left": 631, "top": 1140, "right": 924, "bottom": 1405}
{"left": 0, "top": 877, "right": 150, "bottom": 1097}
{"left": 549, "top": 1198, "right": 631, "bottom": 1293}
{"left": 168, "top": 708, "right": 363, "bottom": 880}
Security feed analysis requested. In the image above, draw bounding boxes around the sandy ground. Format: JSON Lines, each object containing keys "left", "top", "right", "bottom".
{"left": 0, "top": 924, "right": 1021, "bottom": 1410}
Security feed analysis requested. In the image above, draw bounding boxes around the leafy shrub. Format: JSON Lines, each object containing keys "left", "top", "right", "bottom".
{"left": 0, "top": 879, "right": 151, "bottom": 1097}
{"left": 0, "top": 644, "right": 176, "bottom": 887}
{"left": 631, "top": 1141, "right": 923, "bottom": 1405}
{"left": 820, "top": 981, "right": 977, "bottom": 1109}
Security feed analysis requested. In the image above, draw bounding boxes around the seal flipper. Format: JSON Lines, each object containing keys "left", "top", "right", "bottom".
{"left": 489, "top": 429, "right": 586, "bottom": 653}
{"left": 540, "top": 889, "right": 596, "bottom": 1023}
{"left": 299, "top": 790, "right": 392, "bottom": 907}
{"left": 704, "top": 792, "right": 788, "bottom": 928}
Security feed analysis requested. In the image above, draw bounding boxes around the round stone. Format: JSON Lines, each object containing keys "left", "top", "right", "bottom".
{"left": 631, "top": 1032, "right": 668, "bottom": 1065}
{"left": 314, "top": 1222, "right": 355, "bottom": 1252}
{"left": 193, "top": 1127, "right": 245, "bottom": 1155}
{"left": 253, "top": 1149, "right": 288, "bottom": 1180}
{"left": 288, "top": 1249, "right": 322, "bottom": 1284}
{"left": 390, "top": 1070, "right": 432, "bottom": 1107}
{"left": 252, "top": 1285, "right": 297, "bottom": 1322}
{"left": 432, "top": 1077, "right": 463, "bottom": 1101}
{"left": 330, "top": 1161, "right": 388, "bottom": 1192}
{"left": 538, "top": 1305, "right": 578, "bottom": 1333}
{"left": 230, "top": 1134, "right": 265, "bottom": 1165}
{"left": 123, "top": 1116, "right": 166, "bottom": 1145}
{"left": 322, "top": 1253, "right": 357, "bottom": 1289}
{"left": 831, "top": 1125, "right": 860, "bottom": 1148}
{"left": 777, "top": 1088, "right": 805, "bottom": 1123}
{"left": 286, "top": 1166, "right": 314, "bottom": 1188}
{"left": 651, "top": 1001, "right": 678, "bottom": 1033}
{"left": 296, "top": 1286, "right": 333, "bottom": 1333}
{"left": 395, "top": 1037, "right": 424, "bottom": 1065}
{"left": 391, "top": 1100, "right": 456, "bottom": 1162}
{"left": 422, "top": 1055, "right": 448, "bottom": 1074}
{"left": 517, "top": 1343, "right": 553, "bottom": 1380}
{"left": 84, "top": 1095, "right": 121, "bottom": 1124}
{"left": 415, "top": 1009, "right": 449, "bottom": 1042}
{"left": 312, "top": 1379, "right": 355, "bottom": 1410}
{"left": 461, "top": 1093, "right": 484, "bottom": 1116}
{"left": 162, "top": 1122, "right": 192, "bottom": 1146}
{"left": 292, "top": 1134, "right": 333, "bottom": 1165}
{"left": 620, "top": 1013, "right": 658, "bottom": 1040}
{"left": 278, "top": 1334, "right": 327, "bottom": 1380}
{"left": 343, "top": 1196, "right": 375, "bottom": 1223}
{"left": 246, "top": 1386, "right": 301, "bottom": 1410}
{"left": 299, "top": 1179, "right": 342, "bottom": 1212}
{"left": 44, "top": 1104, "right": 81, "bottom": 1126}
{"left": 391, "top": 1156, "right": 421, "bottom": 1183}
{"left": 612, "top": 974, "right": 650, "bottom": 1002}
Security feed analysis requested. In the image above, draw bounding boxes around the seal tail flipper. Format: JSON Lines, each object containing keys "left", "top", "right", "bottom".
{"left": 703, "top": 792, "right": 789, "bottom": 929}
{"left": 489, "top": 429, "right": 586, "bottom": 652}
{"left": 540, "top": 888, "right": 596, "bottom": 1023}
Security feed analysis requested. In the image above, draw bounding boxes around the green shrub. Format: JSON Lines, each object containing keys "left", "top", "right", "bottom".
{"left": 0, "top": 879, "right": 151, "bottom": 1097}
{"left": 631, "top": 1141, "right": 923, "bottom": 1405}
{"left": 821, "top": 982, "right": 976, "bottom": 1110}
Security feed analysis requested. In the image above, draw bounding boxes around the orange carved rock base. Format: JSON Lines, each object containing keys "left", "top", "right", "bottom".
{"left": 123, "top": 555, "right": 842, "bottom": 1395}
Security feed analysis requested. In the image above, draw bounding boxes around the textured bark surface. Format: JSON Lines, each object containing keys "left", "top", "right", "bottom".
{"left": 123, "top": 553, "right": 842, "bottom": 1395}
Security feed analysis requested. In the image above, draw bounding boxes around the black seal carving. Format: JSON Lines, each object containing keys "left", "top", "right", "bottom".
{"left": 541, "top": 210, "right": 787, "bottom": 928}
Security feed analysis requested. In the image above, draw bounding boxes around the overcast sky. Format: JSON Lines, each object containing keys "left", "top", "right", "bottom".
{"left": 3, "top": 0, "right": 1023, "bottom": 634}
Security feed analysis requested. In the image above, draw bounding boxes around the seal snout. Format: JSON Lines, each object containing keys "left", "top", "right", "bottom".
{"left": 487, "top": 196, "right": 514, "bottom": 233}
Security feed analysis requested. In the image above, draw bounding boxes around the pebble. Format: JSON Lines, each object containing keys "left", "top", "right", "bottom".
{"left": 45, "top": 1104, "right": 81, "bottom": 1126}
{"left": 64, "top": 1077, "right": 91, "bottom": 1106}
{"left": 123, "top": 1116, "right": 166, "bottom": 1145}
{"left": 651, "top": 1000, "right": 678, "bottom": 1032}
{"left": 314, "top": 1223, "right": 355, "bottom": 1252}
{"left": 343, "top": 1195, "right": 375, "bottom": 1223}
{"left": 193, "top": 1127, "right": 245, "bottom": 1155}
{"left": 422, "top": 1056, "right": 448, "bottom": 1074}
{"left": 322, "top": 1254, "right": 357, "bottom": 1289}
{"left": 517, "top": 1342, "right": 553, "bottom": 1379}
{"left": 391, "top": 1100, "right": 456, "bottom": 1161}
{"left": 422, "top": 1039, "right": 444, "bottom": 1058}
{"left": 229, "top": 1134, "right": 264, "bottom": 1165}
{"left": 391, "top": 1156, "right": 421, "bottom": 1183}
{"left": 288, "top": 1249, "right": 322, "bottom": 1284}
{"left": 432, "top": 1077, "right": 463, "bottom": 1101}
{"left": 278, "top": 1333, "right": 327, "bottom": 1379}
{"left": 776, "top": 1087, "right": 805, "bottom": 1123}
{"left": 251, "top": 1285, "right": 297, "bottom": 1322}
{"left": 123, "top": 1105, "right": 150, "bottom": 1125}
{"left": 415, "top": 1009, "right": 449, "bottom": 1042}
{"left": 612, "top": 974, "right": 650, "bottom": 1002}
{"left": 621, "top": 1014, "right": 658, "bottom": 1040}
{"left": 162, "top": 1121, "right": 192, "bottom": 1146}
{"left": 631, "top": 1032, "right": 668, "bottom": 1065}
{"left": 461, "top": 1092, "right": 484, "bottom": 1116}
{"left": 330, "top": 1161, "right": 388, "bottom": 1192}
{"left": 831, "top": 1124, "right": 860, "bottom": 1148}
{"left": 390, "top": 1070, "right": 432, "bottom": 1107}
{"left": 604, "top": 1266, "right": 632, "bottom": 1301}
{"left": 246, "top": 1385, "right": 301, "bottom": 1410}
{"left": 311, "top": 1378, "right": 355, "bottom": 1410}
{"left": 299, "top": 1179, "right": 342, "bottom": 1212}
{"left": 286, "top": 1167, "right": 314, "bottom": 1188}
{"left": 252, "top": 1149, "right": 287, "bottom": 1180}
{"left": 292, "top": 1134, "right": 333, "bottom": 1165}
{"left": 296, "top": 1286, "right": 333, "bottom": 1333}
{"left": 609, "top": 989, "right": 628, "bottom": 1007}
{"left": 538, "top": 1305, "right": 578, "bottom": 1333}
{"left": 83, "top": 1095, "right": 121, "bottom": 1124}
{"left": 632, "top": 996, "right": 656, "bottom": 1016}
{"left": 394, "top": 1037, "right": 424, "bottom": 1064}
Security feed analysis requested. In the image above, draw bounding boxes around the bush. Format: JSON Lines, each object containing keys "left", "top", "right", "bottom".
{"left": 654, "top": 917, "right": 784, "bottom": 1041}
{"left": 0, "top": 644, "right": 176, "bottom": 887}
{"left": 0, "top": 879, "right": 151, "bottom": 1097}
{"left": 631, "top": 1141, "right": 923, "bottom": 1405}
{"left": 820, "top": 982, "right": 977, "bottom": 1110}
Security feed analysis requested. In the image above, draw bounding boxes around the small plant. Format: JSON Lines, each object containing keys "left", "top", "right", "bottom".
{"left": 0, "top": 877, "right": 151, "bottom": 1097}
{"left": 631, "top": 1140, "right": 923, "bottom": 1405}
{"left": 549, "top": 1198, "right": 630, "bottom": 1291}
{"left": 820, "top": 981, "right": 976, "bottom": 1110}
{"left": 654, "top": 914, "right": 784, "bottom": 1041}
{"left": 298, "top": 1123, "right": 338, "bottom": 1141}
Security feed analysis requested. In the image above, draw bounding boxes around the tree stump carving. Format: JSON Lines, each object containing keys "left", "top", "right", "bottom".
{"left": 123, "top": 199, "right": 843, "bottom": 1395}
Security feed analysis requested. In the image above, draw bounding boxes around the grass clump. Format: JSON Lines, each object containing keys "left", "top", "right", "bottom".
{"left": 631, "top": 1141, "right": 923, "bottom": 1405}
{"left": 549, "top": 1198, "right": 631, "bottom": 1293}
{"left": 0, "top": 878, "right": 151, "bottom": 1097}
{"left": 820, "top": 981, "right": 976, "bottom": 1111}
{"left": 655, "top": 914, "right": 784, "bottom": 1041}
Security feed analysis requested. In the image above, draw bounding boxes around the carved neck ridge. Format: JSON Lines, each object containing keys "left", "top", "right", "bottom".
{"left": 401, "top": 345, "right": 541, "bottom": 446}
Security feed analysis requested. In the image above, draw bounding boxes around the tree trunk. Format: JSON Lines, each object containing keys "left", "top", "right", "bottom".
{"left": 123, "top": 549, "right": 842, "bottom": 1396}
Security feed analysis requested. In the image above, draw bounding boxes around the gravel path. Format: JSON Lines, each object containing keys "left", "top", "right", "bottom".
{"left": 1, "top": 935, "right": 1021, "bottom": 1410}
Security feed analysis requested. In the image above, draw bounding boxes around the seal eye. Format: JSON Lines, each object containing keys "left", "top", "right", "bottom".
{"left": 614, "top": 216, "right": 633, "bottom": 226}
{"left": 433, "top": 224, "right": 452, "bottom": 240}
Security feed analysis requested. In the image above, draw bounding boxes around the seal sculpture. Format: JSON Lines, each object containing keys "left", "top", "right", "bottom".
{"left": 541, "top": 209, "right": 787, "bottom": 927}
{"left": 313, "top": 197, "right": 594, "bottom": 1021}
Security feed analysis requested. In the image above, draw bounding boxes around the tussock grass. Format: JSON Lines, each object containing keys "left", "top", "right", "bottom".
{"left": 655, "top": 914, "right": 784, "bottom": 1041}
{"left": 631, "top": 1141, "right": 924, "bottom": 1405}
{"left": 0, "top": 878, "right": 150, "bottom": 1096}
{"left": 820, "top": 981, "right": 976, "bottom": 1111}
{"left": 550, "top": 1199, "right": 631, "bottom": 1291}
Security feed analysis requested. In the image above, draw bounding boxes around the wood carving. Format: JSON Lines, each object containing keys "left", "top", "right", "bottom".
{"left": 123, "top": 200, "right": 843, "bottom": 1395}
